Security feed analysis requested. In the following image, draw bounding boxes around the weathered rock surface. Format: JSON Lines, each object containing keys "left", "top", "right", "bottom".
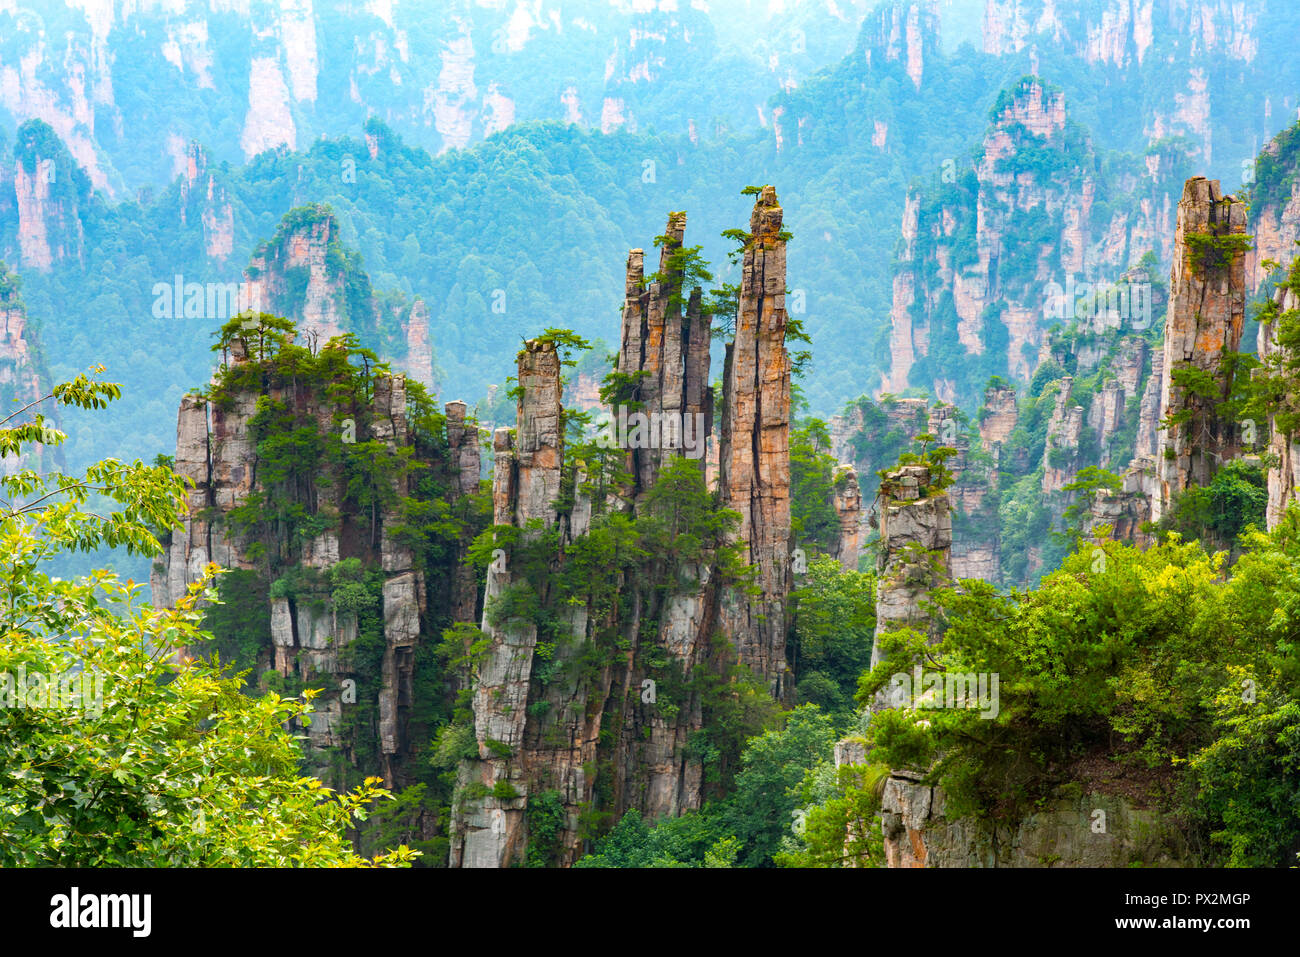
{"left": 452, "top": 191, "right": 796, "bottom": 867}
{"left": 1259, "top": 282, "right": 1300, "bottom": 528}
{"left": 152, "top": 336, "right": 480, "bottom": 790}
{"left": 718, "top": 186, "right": 794, "bottom": 696}
{"left": 875, "top": 772, "right": 1187, "bottom": 867}
{"left": 832, "top": 464, "right": 863, "bottom": 571}
{"left": 1153, "top": 177, "right": 1248, "bottom": 522}
{"left": 869, "top": 465, "right": 952, "bottom": 673}
{"left": 1042, "top": 377, "right": 1085, "bottom": 494}
{"left": 0, "top": 263, "right": 54, "bottom": 474}
{"left": 978, "top": 383, "right": 1018, "bottom": 453}
{"left": 882, "top": 77, "right": 1180, "bottom": 404}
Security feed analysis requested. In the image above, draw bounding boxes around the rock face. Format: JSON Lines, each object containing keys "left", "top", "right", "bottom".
{"left": 151, "top": 332, "right": 482, "bottom": 787}
{"left": 1088, "top": 379, "right": 1126, "bottom": 468}
{"left": 873, "top": 770, "right": 1187, "bottom": 867}
{"left": 450, "top": 191, "right": 795, "bottom": 868}
{"left": 1135, "top": 349, "right": 1164, "bottom": 459}
{"left": 860, "top": 0, "right": 939, "bottom": 91}
{"left": 243, "top": 205, "right": 435, "bottom": 370}
{"left": 978, "top": 384, "right": 1018, "bottom": 454}
{"left": 869, "top": 465, "right": 952, "bottom": 673}
{"left": 1248, "top": 126, "right": 1300, "bottom": 290}
{"left": 0, "top": 263, "right": 54, "bottom": 474}
{"left": 1153, "top": 177, "right": 1248, "bottom": 522}
{"left": 11, "top": 120, "right": 87, "bottom": 272}
{"left": 1259, "top": 281, "right": 1300, "bottom": 528}
{"left": 832, "top": 465, "right": 863, "bottom": 571}
{"left": 718, "top": 186, "right": 794, "bottom": 696}
{"left": 244, "top": 206, "right": 352, "bottom": 342}
{"left": 178, "top": 142, "right": 234, "bottom": 262}
{"left": 1042, "top": 377, "right": 1085, "bottom": 494}
{"left": 882, "top": 77, "right": 1181, "bottom": 406}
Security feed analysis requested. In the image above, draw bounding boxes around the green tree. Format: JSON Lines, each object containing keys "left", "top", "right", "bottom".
{"left": 0, "top": 373, "right": 416, "bottom": 866}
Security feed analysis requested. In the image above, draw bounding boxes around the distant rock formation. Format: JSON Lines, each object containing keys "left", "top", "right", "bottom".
{"left": 0, "top": 262, "right": 55, "bottom": 474}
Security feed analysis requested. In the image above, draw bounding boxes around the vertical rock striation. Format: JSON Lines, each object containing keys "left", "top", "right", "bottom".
{"left": 1153, "top": 177, "right": 1248, "bottom": 523}
{"left": 451, "top": 190, "right": 795, "bottom": 866}
{"left": 869, "top": 464, "right": 952, "bottom": 673}
{"left": 718, "top": 186, "right": 793, "bottom": 696}
{"left": 1258, "top": 281, "right": 1300, "bottom": 528}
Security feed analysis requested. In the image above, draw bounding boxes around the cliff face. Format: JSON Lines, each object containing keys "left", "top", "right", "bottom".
{"left": 832, "top": 465, "right": 863, "bottom": 571}
{"left": 10, "top": 121, "right": 88, "bottom": 273}
{"left": 978, "top": 383, "right": 1018, "bottom": 453}
{"left": 869, "top": 464, "right": 952, "bottom": 673}
{"left": 870, "top": 768, "right": 1187, "bottom": 867}
{"left": 1153, "top": 177, "right": 1248, "bottom": 522}
{"left": 1042, "top": 377, "right": 1085, "bottom": 494}
{"left": 243, "top": 204, "right": 433, "bottom": 375}
{"left": 244, "top": 206, "right": 353, "bottom": 342}
{"left": 1258, "top": 281, "right": 1300, "bottom": 528}
{"left": 178, "top": 142, "right": 235, "bottom": 262}
{"left": 1247, "top": 120, "right": 1300, "bottom": 290}
{"left": 882, "top": 77, "right": 1183, "bottom": 405}
{"left": 450, "top": 191, "right": 794, "bottom": 867}
{"left": 981, "top": 0, "right": 1271, "bottom": 168}
{"left": 151, "top": 333, "right": 483, "bottom": 790}
{"left": 860, "top": 0, "right": 940, "bottom": 91}
{"left": 0, "top": 2, "right": 867, "bottom": 192}
{"left": 0, "top": 263, "right": 54, "bottom": 474}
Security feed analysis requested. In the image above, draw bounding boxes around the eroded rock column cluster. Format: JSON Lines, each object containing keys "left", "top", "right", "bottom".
{"left": 451, "top": 189, "right": 796, "bottom": 867}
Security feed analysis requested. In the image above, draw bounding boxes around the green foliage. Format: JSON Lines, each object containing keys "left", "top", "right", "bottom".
{"left": 1183, "top": 230, "right": 1254, "bottom": 276}
{"left": 721, "top": 705, "right": 838, "bottom": 867}
{"left": 524, "top": 790, "right": 566, "bottom": 867}
{"left": 790, "top": 556, "right": 875, "bottom": 724}
{"left": 1157, "top": 460, "right": 1267, "bottom": 550}
{"left": 789, "top": 419, "right": 841, "bottom": 553}
{"left": 573, "top": 807, "right": 735, "bottom": 868}
{"left": 776, "top": 759, "right": 889, "bottom": 868}
{"left": 0, "top": 376, "right": 415, "bottom": 866}
{"left": 850, "top": 524, "right": 1300, "bottom": 864}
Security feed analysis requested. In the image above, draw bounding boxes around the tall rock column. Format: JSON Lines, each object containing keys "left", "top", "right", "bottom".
{"left": 1259, "top": 281, "right": 1300, "bottom": 528}
{"left": 832, "top": 465, "right": 863, "bottom": 571}
{"left": 868, "top": 465, "right": 952, "bottom": 673}
{"left": 719, "top": 186, "right": 793, "bottom": 695}
{"left": 452, "top": 340, "right": 562, "bottom": 869}
{"left": 1153, "top": 177, "right": 1248, "bottom": 522}
{"left": 445, "top": 399, "right": 483, "bottom": 624}
{"left": 615, "top": 212, "right": 714, "bottom": 493}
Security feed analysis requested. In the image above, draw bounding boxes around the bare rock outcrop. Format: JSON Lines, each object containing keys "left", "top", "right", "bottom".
{"left": 718, "top": 186, "right": 794, "bottom": 696}
{"left": 869, "top": 464, "right": 952, "bottom": 673}
{"left": 978, "top": 383, "right": 1018, "bottom": 454}
{"left": 1153, "top": 177, "right": 1248, "bottom": 522}
{"left": 452, "top": 190, "right": 795, "bottom": 867}
{"left": 1258, "top": 282, "right": 1300, "bottom": 528}
{"left": 1042, "top": 377, "right": 1085, "bottom": 494}
{"left": 832, "top": 464, "right": 863, "bottom": 571}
